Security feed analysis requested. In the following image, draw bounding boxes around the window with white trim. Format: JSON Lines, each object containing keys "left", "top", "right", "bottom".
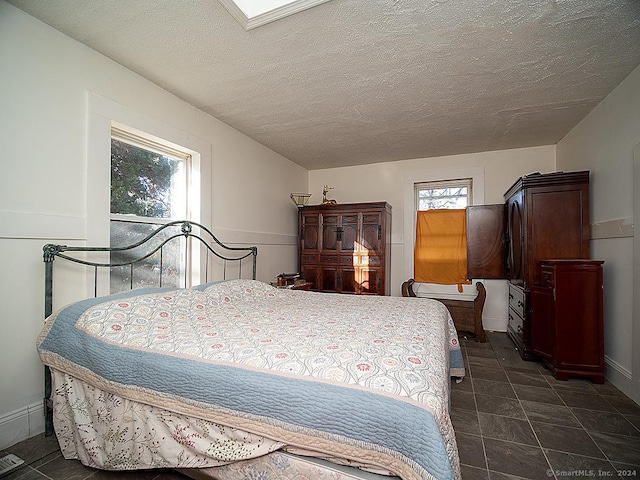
{"left": 109, "top": 127, "right": 193, "bottom": 293}
{"left": 415, "top": 178, "right": 472, "bottom": 211}
{"left": 411, "top": 177, "right": 474, "bottom": 294}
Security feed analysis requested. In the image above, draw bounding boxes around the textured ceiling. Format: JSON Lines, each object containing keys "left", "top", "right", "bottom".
{"left": 7, "top": 0, "right": 640, "bottom": 170}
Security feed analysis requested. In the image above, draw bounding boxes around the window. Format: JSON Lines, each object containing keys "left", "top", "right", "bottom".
{"left": 402, "top": 167, "right": 484, "bottom": 286}
{"left": 415, "top": 178, "right": 472, "bottom": 211}
{"left": 109, "top": 127, "right": 192, "bottom": 293}
{"left": 413, "top": 178, "right": 473, "bottom": 291}
{"left": 111, "top": 127, "right": 189, "bottom": 220}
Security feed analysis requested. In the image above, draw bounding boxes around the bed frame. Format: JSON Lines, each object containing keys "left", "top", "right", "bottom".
{"left": 42, "top": 220, "right": 257, "bottom": 435}
{"left": 402, "top": 278, "right": 486, "bottom": 343}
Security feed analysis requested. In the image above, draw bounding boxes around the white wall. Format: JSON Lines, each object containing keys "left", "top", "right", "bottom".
{"left": 0, "top": 1, "right": 306, "bottom": 449}
{"left": 309, "top": 145, "right": 556, "bottom": 331}
{"left": 556, "top": 63, "right": 640, "bottom": 403}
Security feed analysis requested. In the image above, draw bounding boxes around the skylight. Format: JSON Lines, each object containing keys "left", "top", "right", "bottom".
{"left": 218, "top": 0, "right": 331, "bottom": 30}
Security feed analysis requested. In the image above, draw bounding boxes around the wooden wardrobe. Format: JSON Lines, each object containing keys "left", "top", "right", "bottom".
{"left": 466, "top": 171, "right": 591, "bottom": 360}
{"left": 298, "top": 202, "right": 392, "bottom": 295}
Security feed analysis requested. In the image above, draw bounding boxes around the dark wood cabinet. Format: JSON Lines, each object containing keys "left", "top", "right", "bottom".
{"left": 466, "top": 171, "right": 591, "bottom": 359}
{"left": 298, "top": 202, "right": 391, "bottom": 295}
{"left": 531, "top": 260, "right": 604, "bottom": 383}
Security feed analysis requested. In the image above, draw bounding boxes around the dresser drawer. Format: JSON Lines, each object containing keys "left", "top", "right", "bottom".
{"left": 508, "top": 306, "right": 524, "bottom": 339}
{"left": 320, "top": 255, "right": 339, "bottom": 265}
{"left": 509, "top": 283, "right": 526, "bottom": 318}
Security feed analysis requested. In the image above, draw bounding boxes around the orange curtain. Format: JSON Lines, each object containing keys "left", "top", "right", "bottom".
{"left": 414, "top": 209, "right": 471, "bottom": 292}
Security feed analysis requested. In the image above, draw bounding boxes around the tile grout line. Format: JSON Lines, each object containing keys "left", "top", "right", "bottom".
{"left": 538, "top": 359, "right": 631, "bottom": 472}
{"left": 542, "top": 371, "right": 622, "bottom": 469}
{"left": 507, "top": 363, "right": 559, "bottom": 480}
{"left": 465, "top": 343, "right": 491, "bottom": 475}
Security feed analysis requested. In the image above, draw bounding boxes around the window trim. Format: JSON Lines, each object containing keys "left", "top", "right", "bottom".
{"left": 415, "top": 177, "right": 473, "bottom": 212}
{"left": 110, "top": 127, "right": 191, "bottom": 222}
{"left": 111, "top": 127, "right": 191, "bottom": 162}
{"left": 88, "top": 92, "right": 211, "bottom": 297}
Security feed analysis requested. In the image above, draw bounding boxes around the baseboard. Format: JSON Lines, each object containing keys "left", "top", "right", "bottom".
{"left": 604, "top": 355, "right": 640, "bottom": 405}
{"left": 0, "top": 402, "right": 45, "bottom": 450}
{"left": 482, "top": 315, "right": 507, "bottom": 333}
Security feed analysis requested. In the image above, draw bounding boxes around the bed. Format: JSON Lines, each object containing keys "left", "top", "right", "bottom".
{"left": 38, "top": 221, "right": 465, "bottom": 480}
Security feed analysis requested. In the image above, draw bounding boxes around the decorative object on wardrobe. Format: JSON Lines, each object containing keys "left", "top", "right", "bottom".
{"left": 290, "top": 193, "right": 312, "bottom": 207}
{"left": 321, "top": 185, "right": 338, "bottom": 205}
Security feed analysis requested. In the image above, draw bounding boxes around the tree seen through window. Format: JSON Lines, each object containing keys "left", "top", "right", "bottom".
{"left": 110, "top": 139, "right": 181, "bottom": 218}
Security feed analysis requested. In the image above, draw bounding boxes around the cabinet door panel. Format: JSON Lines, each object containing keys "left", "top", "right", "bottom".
{"left": 300, "top": 213, "right": 320, "bottom": 253}
{"left": 529, "top": 189, "right": 588, "bottom": 286}
{"left": 323, "top": 225, "right": 338, "bottom": 251}
{"left": 531, "top": 286, "right": 554, "bottom": 361}
{"left": 466, "top": 204, "right": 505, "bottom": 279}
{"left": 359, "top": 268, "right": 380, "bottom": 295}
{"left": 301, "top": 265, "right": 320, "bottom": 289}
{"left": 554, "top": 266, "right": 603, "bottom": 369}
{"left": 321, "top": 214, "right": 339, "bottom": 251}
{"left": 341, "top": 223, "right": 358, "bottom": 251}
{"left": 340, "top": 268, "right": 358, "bottom": 293}
{"left": 361, "top": 213, "right": 382, "bottom": 253}
{"left": 302, "top": 225, "right": 319, "bottom": 251}
{"left": 321, "top": 267, "right": 338, "bottom": 292}
{"left": 507, "top": 192, "right": 524, "bottom": 283}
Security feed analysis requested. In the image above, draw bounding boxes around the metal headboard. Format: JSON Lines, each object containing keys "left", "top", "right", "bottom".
{"left": 42, "top": 220, "right": 257, "bottom": 435}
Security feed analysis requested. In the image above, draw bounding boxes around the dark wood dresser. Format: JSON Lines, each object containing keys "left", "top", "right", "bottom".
{"left": 298, "top": 202, "right": 391, "bottom": 295}
{"left": 531, "top": 260, "right": 604, "bottom": 383}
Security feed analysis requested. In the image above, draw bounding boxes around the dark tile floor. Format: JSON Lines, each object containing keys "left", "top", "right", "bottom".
{"left": 455, "top": 332, "right": 640, "bottom": 479}
{"left": 2, "top": 332, "right": 640, "bottom": 480}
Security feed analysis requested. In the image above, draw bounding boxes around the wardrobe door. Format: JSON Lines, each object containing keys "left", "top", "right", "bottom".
{"left": 299, "top": 212, "right": 321, "bottom": 288}
{"left": 506, "top": 191, "right": 525, "bottom": 284}
{"left": 466, "top": 204, "right": 506, "bottom": 279}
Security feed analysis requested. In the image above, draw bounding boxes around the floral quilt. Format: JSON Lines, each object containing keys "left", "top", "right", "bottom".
{"left": 38, "top": 280, "right": 464, "bottom": 480}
